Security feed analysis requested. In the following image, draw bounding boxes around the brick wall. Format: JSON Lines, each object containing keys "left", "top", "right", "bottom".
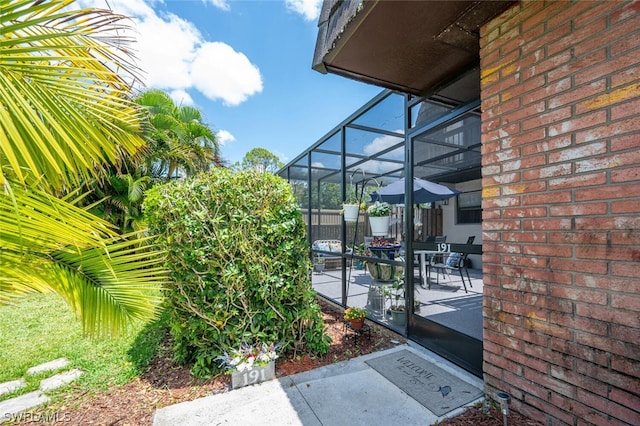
{"left": 480, "top": 1, "right": 639, "bottom": 424}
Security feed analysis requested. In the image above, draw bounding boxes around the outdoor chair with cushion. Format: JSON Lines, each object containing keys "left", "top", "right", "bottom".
{"left": 312, "top": 239, "right": 351, "bottom": 269}
{"left": 429, "top": 236, "right": 474, "bottom": 293}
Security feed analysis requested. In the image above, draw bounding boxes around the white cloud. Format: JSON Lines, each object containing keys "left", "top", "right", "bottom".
{"left": 202, "top": 0, "right": 230, "bottom": 12}
{"left": 364, "top": 133, "right": 404, "bottom": 158}
{"left": 215, "top": 130, "right": 236, "bottom": 146}
{"left": 169, "top": 89, "right": 194, "bottom": 106}
{"left": 285, "top": 0, "right": 322, "bottom": 21}
{"left": 78, "top": 0, "right": 262, "bottom": 106}
{"left": 190, "top": 42, "right": 263, "bottom": 106}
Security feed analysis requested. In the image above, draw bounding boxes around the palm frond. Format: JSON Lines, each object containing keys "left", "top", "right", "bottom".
{"left": 0, "top": 0, "right": 146, "bottom": 191}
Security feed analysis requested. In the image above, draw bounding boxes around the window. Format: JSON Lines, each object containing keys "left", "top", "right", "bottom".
{"left": 457, "top": 191, "right": 481, "bottom": 224}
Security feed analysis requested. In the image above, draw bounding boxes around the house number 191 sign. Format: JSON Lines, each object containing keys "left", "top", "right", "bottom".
{"left": 231, "top": 362, "right": 276, "bottom": 389}
{"left": 438, "top": 243, "right": 450, "bottom": 252}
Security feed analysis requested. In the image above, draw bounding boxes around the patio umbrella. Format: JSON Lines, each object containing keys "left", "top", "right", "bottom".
{"left": 370, "top": 177, "right": 461, "bottom": 204}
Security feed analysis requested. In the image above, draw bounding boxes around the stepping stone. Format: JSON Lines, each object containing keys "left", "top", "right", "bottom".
{"left": 0, "top": 379, "right": 25, "bottom": 397}
{"left": 39, "top": 369, "right": 83, "bottom": 392}
{"left": 0, "top": 391, "right": 50, "bottom": 424}
{"left": 26, "top": 358, "right": 69, "bottom": 376}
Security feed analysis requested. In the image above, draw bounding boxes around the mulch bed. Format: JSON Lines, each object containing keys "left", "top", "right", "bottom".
{"left": 13, "top": 298, "right": 541, "bottom": 425}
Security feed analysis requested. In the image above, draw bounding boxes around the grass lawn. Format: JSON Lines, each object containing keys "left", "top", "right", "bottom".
{"left": 0, "top": 292, "right": 167, "bottom": 402}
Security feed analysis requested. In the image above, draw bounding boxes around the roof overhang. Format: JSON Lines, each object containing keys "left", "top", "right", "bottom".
{"left": 313, "top": 0, "right": 516, "bottom": 95}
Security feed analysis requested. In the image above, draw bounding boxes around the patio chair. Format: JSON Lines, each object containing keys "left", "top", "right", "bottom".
{"left": 429, "top": 236, "right": 474, "bottom": 293}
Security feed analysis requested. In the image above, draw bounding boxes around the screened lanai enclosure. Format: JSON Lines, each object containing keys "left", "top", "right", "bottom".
{"left": 278, "top": 68, "right": 484, "bottom": 377}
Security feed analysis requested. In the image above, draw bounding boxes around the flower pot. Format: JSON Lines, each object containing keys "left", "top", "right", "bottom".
{"left": 231, "top": 361, "right": 275, "bottom": 389}
{"left": 390, "top": 308, "right": 406, "bottom": 325}
{"left": 350, "top": 318, "right": 365, "bottom": 330}
{"left": 343, "top": 204, "right": 360, "bottom": 222}
{"left": 314, "top": 263, "right": 325, "bottom": 273}
{"left": 369, "top": 216, "right": 390, "bottom": 236}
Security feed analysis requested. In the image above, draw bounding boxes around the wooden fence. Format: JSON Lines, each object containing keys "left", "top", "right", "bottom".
{"left": 301, "top": 207, "right": 443, "bottom": 244}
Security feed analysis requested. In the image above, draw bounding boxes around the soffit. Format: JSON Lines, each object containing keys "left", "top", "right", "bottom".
{"left": 313, "top": 0, "right": 515, "bottom": 95}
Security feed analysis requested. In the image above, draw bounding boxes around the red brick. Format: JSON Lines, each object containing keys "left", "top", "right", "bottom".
{"left": 504, "top": 347, "right": 548, "bottom": 373}
{"left": 575, "top": 274, "right": 640, "bottom": 292}
{"left": 549, "top": 257, "right": 608, "bottom": 275}
{"left": 550, "top": 338, "right": 609, "bottom": 367}
{"left": 610, "top": 229, "right": 640, "bottom": 246}
{"left": 484, "top": 328, "right": 522, "bottom": 351}
{"left": 611, "top": 293, "right": 640, "bottom": 311}
{"left": 528, "top": 394, "right": 576, "bottom": 425}
{"left": 576, "top": 183, "right": 640, "bottom": 201}
{"left": 576, "top": 150, "right": 640, "bottom": 173}
{"left": 522, "top": 190, "right": 572, "bottom": 205}
{"left": 502, "top": 231, "right": 547, "bottom": 243}
{"left": 502, "top": 206, "right": 548, "bottom": 219}
{"left": 551, "top": 365, "right": 609, "bottom": 397}
{"left": 503, "top": 181, "right": 547, "bottom": 195}
{"left": 525, "top": 368, "right": 575, "bottom": 398}
{"left": 610, "top": 135, "right": 640, "bottom": 153}
{"left": 551, "top": 392, "right": 621, "bottom": 426}
{"left": 483, "top": 147, "right": 521, "bottom": 164}
{"left": 576, "top": 82, "right": 640, "bottom": 115}
{"left": 576, "top": 116, "right": 639, "bottom": 143}
{"left": 508, "top": 129, "right": 548, "bottom": 149}
{"left": 576, "top": 245, "right": 637, "bottom": 262}
{"left": 614, "top": 263, "right": 640, "bottom": 280}
{"left": 550, "top": 286, "right": 607, "bottom": 305}
{"left": 549, "top": 203, "right": 608, "bottom": 216}
{"left": 611, "top": 66, "right": 638, "bottom": 88}
{"left": 547, "top": 18, "right": 607, "bottom": 58}
{"left": 550, "top": 311, "right": 608, "bottom": 336}
{"left": 574, "top": 0, "right": 622, "bottom": 29}
{"left": 547, "top": 49, "right": 608, "bottom": 83}
{"left": 522, "top": 107, "right": 572, "bottom": 131}
{"left": 523, "top": 343, "right": 574, "bottom": 370}
{"left": 612, "top": 199, "right": 640, "bottom": 213}
{"left": 576, "top": 304, "right": 640, "bottom": 329}
{"left": 611, "top": 354, "right": 640, "bottom": 378}
{"left": 611, "top": 97, "right": 640, "bottom": 120}
{"left": 548, "top": 110, "right": 607, "bottom": 137}
{"left": 548, "top": 141, "right": 607, "bottom": 163}
{"left": 611, "top": 323, "right": 640, "bottom": 345}
{"left": 576, "top": 331, "right": 639, "bottom": 359}
{"left": 608, "top": 388, "right": 640, "bottom": 424}
{"left": 549, "top": 231, "right": 609, "bottom": 245}
{"left": 576, "top": 360, "right": 640, "bottom": 393}
{"left": 522, "top": 76, "right": 570, "bottom": 106}
{"left": 575, "top": 50, "right": 640, "bottom": 86}
{"left": 576, "top": 388, "right": 640, "bottom": 425}
{"left": 610, "top": 0, "right": 640, "bottom": 25}
{"left": 547, "top": 77, "right": 607, "bottom": 110}
{"left": 610, "top": 32, "right": 640, "bottom": 56}
{"left": 521, "top": 135, "right": 572, "bottom": 155}
{"left": 522, "top": 218, "right": 572, "bottom": 230}
{"left": 575, "top": 216, "right": 640, "bottom": 230}
{"left": 522, "top": 269, "right": 573, "bottom": 285}
{"left": 549, "top": 172, "right": 607, "bottom": 191}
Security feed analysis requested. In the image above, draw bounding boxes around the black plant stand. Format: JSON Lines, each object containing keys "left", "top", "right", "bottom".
{"left": 343, "top": 320, "right": 371, "bottom": 345}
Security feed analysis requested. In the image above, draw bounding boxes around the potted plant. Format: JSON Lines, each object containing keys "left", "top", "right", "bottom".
{"left": 215, "top": 342, "right": 281, "bottom": 389}
{"left": 389, "top": 277, "right": 407, "bottom": 325}
{"left": 367, "top": 201, "right": 391, "bottom": 236}
{"left": 313, "top": 256, "right": 325, "bottom": 273}
{"left": 344, "top": 306, "right": 368, "bottom": 330}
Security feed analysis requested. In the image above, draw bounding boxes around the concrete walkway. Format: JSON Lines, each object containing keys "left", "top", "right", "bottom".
{"left": 153, "top": 343, "right": 484, "bottom": 426}
{"left": 0, "top": 358, "right": 82, "bottom": 423}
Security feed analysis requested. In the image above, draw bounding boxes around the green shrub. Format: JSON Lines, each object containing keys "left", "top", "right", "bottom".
{"left": 144, "top": 169, "right": 330, "bottom": 377}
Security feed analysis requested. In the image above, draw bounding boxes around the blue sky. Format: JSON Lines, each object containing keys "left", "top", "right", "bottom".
{"left": 79, "top": 0, "right": 382, "bottom": 166}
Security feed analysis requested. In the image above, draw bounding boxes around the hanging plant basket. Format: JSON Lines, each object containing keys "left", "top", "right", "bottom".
{"left": 369, "top": 215, "right": 390, "bottom": 236}
{"left": 343, "top": 204, "right": 360, "bottom": 222}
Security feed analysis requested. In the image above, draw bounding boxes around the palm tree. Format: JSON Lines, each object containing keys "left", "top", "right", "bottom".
{"left": 136, "top": 89, "right": 221, "bottom": 180}
{"left": 0, "top": 0, "right": 167, "bottom": 335}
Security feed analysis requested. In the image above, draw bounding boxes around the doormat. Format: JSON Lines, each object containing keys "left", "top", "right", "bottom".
{"left": 365, "top": 349, "right": 482, "bottom": 416}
